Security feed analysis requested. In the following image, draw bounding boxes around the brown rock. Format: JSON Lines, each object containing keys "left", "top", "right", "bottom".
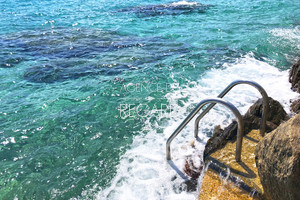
{"left": 204, "top": 121, "right": 237, "bottom": 157}
{"left": 289, "top": 60, "right": 300, "bottom": 93}
{"left": 291, "top": 99, "right": 300, "bottom": 114}
{"left": 245, "top": 97, "right": 288, "bottom": 128}
{"left": 204, "top": 97, "right": 288, "bottom": 157}
{"left": 289, "top": 59, "right": 300, "bottom": 114}
{"left": 182, "top": 155, "right": 203, "bottom": 191}
{"left": 255, "top": 113, "right": 300, "bottom": 200}
{"left": 183, "top": 156, "right": 203, "bottom": 180}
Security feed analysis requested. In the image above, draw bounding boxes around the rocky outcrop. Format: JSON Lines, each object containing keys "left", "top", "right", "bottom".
{"left": 183, "top": 97, "right": 289, "bottom": 189}
{"left": 289, "top": 60, "right": 300, "bottom": 93}
{"left": 291, "top": 99, "right": 300, "bottom": 114}
{"left": 204, "top": 121, "right": 238, "bottom": 157}
{"left": 289, "top": 59, "right": 300, "bottom": 113}
{"left": 255, "top": 113, "right": 300, "bottom": 200}
{"left": 204, "top": 97, "right": 288, "bottom": 157}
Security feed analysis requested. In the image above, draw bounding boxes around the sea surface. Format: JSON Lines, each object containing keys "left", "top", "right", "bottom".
{"left": 0, "top": 0, "right": 299, "bottom": 199}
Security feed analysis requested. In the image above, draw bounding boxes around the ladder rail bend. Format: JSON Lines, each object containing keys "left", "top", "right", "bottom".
{"left": 194, "top": 80, "right": 269, "bottom": 138}
{"left": 166, "top": 98, "right": 244, "bottom": 161}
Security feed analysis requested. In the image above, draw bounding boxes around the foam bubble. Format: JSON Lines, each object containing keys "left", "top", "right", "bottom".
{"left": 97, "top": 54, "right": 299, "bottom": 200}
{"left": 270, "top": 26, "right": 300, "bottom": 50}
{"left": 171, "top": 1, "right": 199, "bottom": 6}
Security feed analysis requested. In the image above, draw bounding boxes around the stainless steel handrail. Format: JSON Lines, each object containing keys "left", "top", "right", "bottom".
{"left": 166, "top": 98, "right": 244, "bottom": 161}
{"left": 194, "top": 80, "right": 269, "bottom": 138}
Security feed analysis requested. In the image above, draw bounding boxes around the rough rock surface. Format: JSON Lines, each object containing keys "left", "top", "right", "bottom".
{"left": 289, "top": 59, "right": 300, "bottom": 113}
{"left": 255, "top": 113, "right": 300, "bottom": 200}
{"left": 289, "top": 60, "right": 300, "bottom": 93}
{"left": 291, "top": 99, "right": 300, "bottom": 114}
{"left": 204, "top": 97, "right": 288, "bottom": 157}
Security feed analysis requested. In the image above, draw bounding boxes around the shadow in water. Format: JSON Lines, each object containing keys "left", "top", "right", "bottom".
{"left": 204, "top": 156, "right": 262, "bottom": 198}
{"left": 168, "top": 160, "right": 189, "bottom": 181}
{"left": 207, "top": 156, "right": 256, "bottom": 178}
{"left": 244, "top": 135, "right": 259, "bottom": 143}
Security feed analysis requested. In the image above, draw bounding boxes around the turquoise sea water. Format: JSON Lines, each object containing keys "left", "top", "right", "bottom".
{"left": 0, "top": 0, "right": 299, "bottom": 199}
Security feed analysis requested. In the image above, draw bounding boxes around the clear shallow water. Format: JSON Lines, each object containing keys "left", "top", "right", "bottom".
{"left": 0, "top": 0, "right": 299, "bottom": 199}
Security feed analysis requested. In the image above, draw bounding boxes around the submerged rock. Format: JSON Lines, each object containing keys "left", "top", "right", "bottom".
{"left": 255, "top": 113, "right": 300, "bottom": 200}
{"left": 0, "top": 56, "right": 24, "bottom": 68}
{"left": 0, "top": 28, "right": 190, "bottom": 83}
{"left": 119, "top": 2, "right": 210, "bottom": 18}
{"left": 23, "top": 63, "right": 133, "bottom": 83}
{"left": 204, "top": 97, "right": 288, "bottom": 157}
{"left": 289, "top": 59, "right": 300, "bottom": 93}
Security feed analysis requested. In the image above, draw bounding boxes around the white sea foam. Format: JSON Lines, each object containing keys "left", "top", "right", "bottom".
{"left": 171, "top": 1, "right": 199, "bottom": 6}
{"left": 270, "top": 26, "right": 300, "bottom": 50}
{"left": 97, "top": 54, "right": 299, "bottom": 200}
{"left": 1, "top": 137, "right": 16, "bottom": 145}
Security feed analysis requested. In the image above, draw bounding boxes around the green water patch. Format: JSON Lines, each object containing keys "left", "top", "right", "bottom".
{"left": 0, "top": 86, "right": 148, "bottom": 199}
{"left": 0, "top": 65, "right": 181, "bottom": 198}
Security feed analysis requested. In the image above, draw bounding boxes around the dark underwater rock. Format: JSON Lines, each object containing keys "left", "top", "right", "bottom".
{"left": 119, "top": 2, "right": 210, "bottom": 18}
{"left": 23, "top": 62, "right": 135, "bottom": 83}
{"left": 0, "top": 28, "right": 147, "bottom": 60}
{"left": 0, "top": 37, "right": 26, "bottom": 68}
{"left": 24, "top": 64, "right": 95, "bottom": 83}
{"left": 255, "top": 113, "right": 300, "bottom": 200}
{"left": 203, "top": 97, "right": 288, "bottom": 157}
{"left": 0, "top": 28, "right": 190, "bottom": 83}
{"left": 0, "top": 55, "right": 24, "bottom": 68}
{"left": 1, "top": 28, "right": 189, "bottom": 61}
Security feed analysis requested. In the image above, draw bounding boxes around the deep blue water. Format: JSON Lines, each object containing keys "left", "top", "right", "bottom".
{"left": 0, "top": 0, "right": 299, "bottom": 199}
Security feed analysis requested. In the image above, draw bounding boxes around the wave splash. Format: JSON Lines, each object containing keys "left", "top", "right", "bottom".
{"left": 96, "top": 54, "right": 298, "bottom": 200}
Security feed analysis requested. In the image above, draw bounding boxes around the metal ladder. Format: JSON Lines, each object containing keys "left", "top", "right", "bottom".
{"left": 166, "top": 80, "right": 269, "bottom": 162}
